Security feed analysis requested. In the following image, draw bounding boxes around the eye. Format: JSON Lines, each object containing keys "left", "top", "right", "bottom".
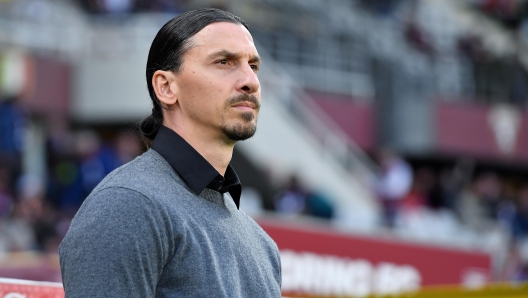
{"left": 250, "top": 64, "right": 260, "bottom": 72}
{"left": 216, "top": 59, "right": 229, "bottom": 65}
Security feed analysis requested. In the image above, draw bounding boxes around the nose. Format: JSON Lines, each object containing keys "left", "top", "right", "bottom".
{"left": 237, "top": 64, "right": 260, "bottom": 94}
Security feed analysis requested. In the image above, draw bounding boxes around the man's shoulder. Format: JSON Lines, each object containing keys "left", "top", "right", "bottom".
{"left": 94, "top": 149, "right": 180, "bottom": 196}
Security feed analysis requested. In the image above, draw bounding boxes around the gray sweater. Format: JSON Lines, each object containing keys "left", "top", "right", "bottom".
{"left": 59, "top": 149, "right": 282, "bottom": 297}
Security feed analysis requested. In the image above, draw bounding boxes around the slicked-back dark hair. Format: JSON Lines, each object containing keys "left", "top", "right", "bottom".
{"left": 139, "top": 8, "right": 248, "bottom": 143}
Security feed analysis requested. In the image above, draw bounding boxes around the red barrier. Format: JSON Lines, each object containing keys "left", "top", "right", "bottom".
{"left": 257, "top": 218, "right": 491, "bottom": 297}
{"left": 0, "top": 278, "right": 64, "bottom": 298}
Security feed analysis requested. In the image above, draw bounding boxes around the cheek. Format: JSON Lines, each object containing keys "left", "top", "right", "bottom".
{"left": 180, "top": 78, "right": 212, "bottom": 105}
{"left": 193, "top": 78, "right": 223, "bottom": 99}
{"left": 179, "top": 70, "right": 233, "bottom": 112}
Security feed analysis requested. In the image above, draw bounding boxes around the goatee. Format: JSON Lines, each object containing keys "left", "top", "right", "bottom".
{"left": 221, "top": 94, "right": 260, "bottom": 141}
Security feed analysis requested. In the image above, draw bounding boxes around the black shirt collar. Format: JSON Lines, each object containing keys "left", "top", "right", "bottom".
{"left": 151, "top": 125, "right": 241, "bottom": 209}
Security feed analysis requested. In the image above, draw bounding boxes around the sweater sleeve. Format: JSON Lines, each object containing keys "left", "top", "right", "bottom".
{"left": 59, "top": 187, "right": 171, "bottom": 298}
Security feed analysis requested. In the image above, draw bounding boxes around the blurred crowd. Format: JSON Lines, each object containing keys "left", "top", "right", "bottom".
{"left": 379, "top": 157, "right": 528, "bottom": 242}
{"left": 372, "top": 149, "right": 528, "bottom": 282}
{"left": 0, "top": 96, "right": 143, "bottom": 256}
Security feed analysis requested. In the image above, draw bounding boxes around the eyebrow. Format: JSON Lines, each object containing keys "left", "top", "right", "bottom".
{"left": 209, "top": 50, "right": 261, "bottom": 64}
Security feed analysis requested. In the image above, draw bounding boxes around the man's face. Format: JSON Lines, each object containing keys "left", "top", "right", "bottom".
{"left": 174, "top": 22, "right": 261, "bottom": 142}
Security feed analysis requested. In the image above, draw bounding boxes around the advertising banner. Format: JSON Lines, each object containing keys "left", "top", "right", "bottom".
{"left": 0, "top": 278, "right": 64, "bottom": 298}
{"left": 258, "top": 219, "right": 491, "bottom": 297}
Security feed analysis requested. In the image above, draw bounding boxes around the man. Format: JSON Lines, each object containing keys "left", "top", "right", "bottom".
{"left": 59, "top": 8, "right": 282, "bottom": 297}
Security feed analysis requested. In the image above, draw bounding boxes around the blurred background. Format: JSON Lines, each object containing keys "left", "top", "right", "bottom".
{"left": 0, "top": 0, "right": 528, "bottom": 296}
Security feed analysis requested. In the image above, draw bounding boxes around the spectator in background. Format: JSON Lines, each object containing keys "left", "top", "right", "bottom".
{"left": 500, "top": 241, "right": 528, "bottom": 282}
{"left": 305, "top": 190, "right": 335, "bottom": 219}
{"left": 402, "top": 167, "right": 434, "bottom": 211}
{"left": 114, "top": 130, "right": 143, "bottom": 164}
{"left": 456, "top": 172, "right": 502, "bottom": 231}
{"left": 46, "top": 129, "right": 124, "bottom": 213}
{"left": 48, "top": 130, "right": 99, "bottom": 212}
{"left": 374, "top": 148, "right": 413, "bottom": 228}
{"left": 0, "top": 96, "right": 25, "bottom": 195}
{"left": 496, "top": 180, "right": 519, "bottom": 235}
{"left": 0, "top": 204, "right": 36, "bottom": 252}
{"left": 45, "top": 117, "right": 77, "bottom": 213}
{"left": 14, "top": 174, "right": 60, "bottom": 253}
{"left": 0, "top": 174, "right": 43, "bottom": 252}
{"left": 275, "top": 174, "right": 335, "bottom": 219}
{"left": 513, "top": 185, "right": 528, "bottom": 238}
{"left": 275, "top": 175, "right": 307, "bottom": 216}
{"left": 75, "top": 130, "right": 122, "bottom": 206}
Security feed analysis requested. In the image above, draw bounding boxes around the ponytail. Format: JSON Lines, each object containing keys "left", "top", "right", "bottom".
{"left": 139, "top": 106, "right": 163, "bottom": 146}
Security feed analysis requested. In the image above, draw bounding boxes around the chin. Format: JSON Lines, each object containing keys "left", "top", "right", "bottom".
{"left": 222, "top": 122, "right": 257, "bottom": 141}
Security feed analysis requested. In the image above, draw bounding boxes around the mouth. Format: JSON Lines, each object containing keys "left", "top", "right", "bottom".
{"left": 226, "top": 94, "right": 261, "bottom": 112}
{"left": 231, "top": 101, "right": 257, "bottom": 110}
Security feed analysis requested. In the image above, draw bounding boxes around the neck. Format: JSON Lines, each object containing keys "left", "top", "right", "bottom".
{"left": 164, "top": 120, "right": 235, "bottom": 176}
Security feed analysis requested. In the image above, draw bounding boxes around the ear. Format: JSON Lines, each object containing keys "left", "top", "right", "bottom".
{"left": 152, "top": 70, "right": 178, "bottom": 107}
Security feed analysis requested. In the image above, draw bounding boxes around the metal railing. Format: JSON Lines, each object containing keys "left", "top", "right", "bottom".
{"left": 256, "top": 50, "right": 378, "bottom": 183}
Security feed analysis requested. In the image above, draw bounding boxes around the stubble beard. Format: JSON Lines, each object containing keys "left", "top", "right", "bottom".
{"left": 221, "top": 94, "right": 260, "bottom": 141}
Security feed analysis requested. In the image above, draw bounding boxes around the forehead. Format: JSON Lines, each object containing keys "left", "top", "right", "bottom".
{"left": 187, "top": 22, "right": 258, "bottom": 56}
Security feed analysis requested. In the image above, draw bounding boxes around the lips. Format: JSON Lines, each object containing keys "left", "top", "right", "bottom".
{"left": 232, "top": 101, "right": 256, "bottom": 109}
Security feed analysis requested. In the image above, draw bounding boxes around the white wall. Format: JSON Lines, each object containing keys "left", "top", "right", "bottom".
{"left": 72, "top": 54, "right": 151, "bottom": 122}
